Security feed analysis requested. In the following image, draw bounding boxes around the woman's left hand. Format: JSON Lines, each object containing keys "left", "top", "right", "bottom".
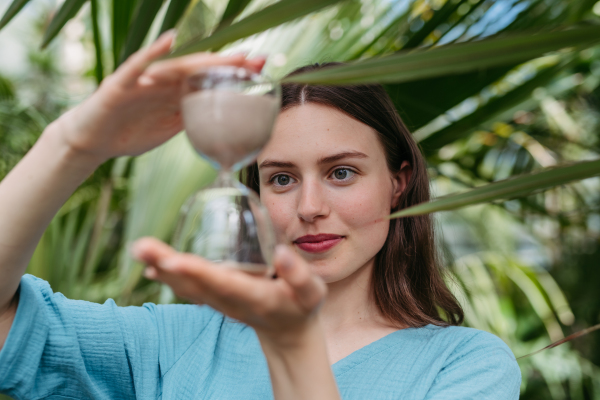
{"left": 130, "top": 237, "right": 328, "bottom": 347}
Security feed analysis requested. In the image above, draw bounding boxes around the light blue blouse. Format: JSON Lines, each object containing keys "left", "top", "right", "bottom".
{"left": 0, "top": 275, "right": 521, "bottom": 399}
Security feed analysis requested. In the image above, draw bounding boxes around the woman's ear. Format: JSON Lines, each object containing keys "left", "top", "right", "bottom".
{"left": 391, "top": 161, "right": 412, "bottom": 209}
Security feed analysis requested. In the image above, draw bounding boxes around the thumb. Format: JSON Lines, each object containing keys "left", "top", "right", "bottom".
{"left": 274, "top": 245, "right": 327, "bottom": 313}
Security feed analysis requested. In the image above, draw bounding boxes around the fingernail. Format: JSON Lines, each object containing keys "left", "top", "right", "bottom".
{"left": 161, "top": 28, "right": 177, "bottom": 39}
{"left": 230, "top": 50, "right": 250, "bottom": 58}
{"left": 129, "top": 241, "right": 143, "bottom": 260}
{"left": 144, "top": 266, "right": 158, "bottom": 279}
{"left": 275, "top": 245, "right": 294, "bottom": 270}
{"left": 158, "top": 257, "right": 177, "bottom": 271}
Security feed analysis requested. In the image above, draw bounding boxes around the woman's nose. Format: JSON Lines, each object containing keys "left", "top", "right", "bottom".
{"left": 297, "top": 179, "right": 329, "bottom": 223}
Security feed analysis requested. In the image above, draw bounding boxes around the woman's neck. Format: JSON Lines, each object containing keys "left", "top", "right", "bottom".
{"left": 320, "top": 257, "right": 398, "bottom": 337}
{"left": 319, "top": 257, "right": 403, "bottom": 365}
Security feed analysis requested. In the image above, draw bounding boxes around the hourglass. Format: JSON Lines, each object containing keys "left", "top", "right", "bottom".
{"left": 173, "top": 66, "right": 281, "bottom": 275}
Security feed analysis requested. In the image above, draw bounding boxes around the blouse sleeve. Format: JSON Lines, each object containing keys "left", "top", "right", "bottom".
{"left": 0, "top": 274, "right": 218, "bottom": 400}
{"left": 425, "top": 330, "right": 522, "bottom": 399}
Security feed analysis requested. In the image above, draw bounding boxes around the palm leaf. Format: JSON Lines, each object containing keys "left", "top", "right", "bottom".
{"left": 401, "top": 0, "right": 468, "bottom": 50}
{"left": 172, "top": 0, "right": 215, "bottom": 49}
{"left": 284, "top": 25, "right": 600, "bottom": 85}
{"left": 119, "top": 0, "right": 165, "bottom": 64}
{"left": 169, "top": 0, "right": 345, "bottom": 57}
{"left": 41, "top": 0, "right": 88, "bottom": 49}
{"left": 389, "top": 159, "right": 600, "bottom": 218}
{"left": 215, "top": 0, "right": 253, "bottom": 32}
{"left": 0, "top": 0, "right": 32, "bottom": 30}
{"left": 113, "top": 0, "right": 140, "bottom": 67}
{"left": 518, "top": 323, "right": 600, "bottom": 360}
{"left": 90, "top": 0, "right": 104, "bottom": 84}
{"left": 416, "top": 59, "right": 571, "bottom": 152}
{"left": 159, "top": 0, "right": 192, "bottom": 33}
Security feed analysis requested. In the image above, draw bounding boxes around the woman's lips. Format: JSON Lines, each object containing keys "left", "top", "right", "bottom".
{"left": 293, "top": 234, "right": 344, "bottom": 253}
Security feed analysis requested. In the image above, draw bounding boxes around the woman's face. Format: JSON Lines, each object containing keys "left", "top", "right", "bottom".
{"left": 257, "top": 103, "right": 408, "bottom": 283}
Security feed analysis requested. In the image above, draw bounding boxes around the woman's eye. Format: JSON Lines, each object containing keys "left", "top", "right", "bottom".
{"left": 331, "top": 168, "right": 355, "bottom": 181}
{"left": 273, "top": 174, "right": 293, "bottom": 186}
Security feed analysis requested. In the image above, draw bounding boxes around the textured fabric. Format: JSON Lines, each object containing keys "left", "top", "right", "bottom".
{"left": 0, "top": 275, "right": 521, "bottom": 399}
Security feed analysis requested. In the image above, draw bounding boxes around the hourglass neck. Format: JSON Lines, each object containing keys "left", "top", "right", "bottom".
{"left": 215, "top": 169, "right": 239, "bottom": 188}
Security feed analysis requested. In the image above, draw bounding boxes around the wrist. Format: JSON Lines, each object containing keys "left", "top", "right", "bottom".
{"left": 42, "top": 115, "right": 108, "bottom": 170}
{"left": 256, "top": 316, "right": 323, "bottom": 353}
{"left": 256, "top": 316, "right": 326, "bottom": 358}
{"left": 256, "top": 317, "right": 341, "bottom": 400}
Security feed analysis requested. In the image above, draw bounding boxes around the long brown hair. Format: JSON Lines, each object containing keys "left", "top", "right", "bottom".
{"left": 242, "top": 63, "right": 463, "bottom": 327}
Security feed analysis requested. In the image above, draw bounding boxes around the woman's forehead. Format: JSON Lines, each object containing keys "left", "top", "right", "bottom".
{"left": 259, "top": 103, "right": 383, "bottom": 163}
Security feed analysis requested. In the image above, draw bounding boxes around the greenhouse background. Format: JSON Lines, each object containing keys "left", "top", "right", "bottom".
{"left": 1, "top": 0, "right": 600, "bottom": 398}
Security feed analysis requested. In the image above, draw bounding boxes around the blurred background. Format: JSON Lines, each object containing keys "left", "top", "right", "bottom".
{"left": 1, "top": 0, "right": 600, "bottom": 398}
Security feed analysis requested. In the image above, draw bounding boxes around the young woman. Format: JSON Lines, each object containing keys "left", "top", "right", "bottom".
{"left": 0, "top": 31, "right": 521, "bottom": 399}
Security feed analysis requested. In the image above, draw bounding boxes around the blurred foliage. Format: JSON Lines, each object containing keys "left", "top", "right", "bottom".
{"left": 1, "top": 0, "right": 600, "bottom": 398}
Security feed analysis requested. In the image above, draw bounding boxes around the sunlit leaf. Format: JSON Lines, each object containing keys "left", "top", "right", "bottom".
{"left": 169, "top": 0, "right": 345, "bottom": 57}
{"left": 119, "top": 0, "right": 165, "bottom": 64}
{"left": 285, "top": 25, "right": 600, "bottom": 85}
{"left": 41, "top": 0, "right": 88, "bottom": 49}
{"left": 159, "top": 0, "right": 191, "bottom": 33}
{"left": 389, "top": 158, "right": 600, "bottom": 218}
{"left": 402, "top": 0, "right": 468, "bottom": 50}
{"left": 0, "top": 0, "right": 32, "bottom": 31}
{"left": 173, "top": 0, "right": 215, "bottom": 48}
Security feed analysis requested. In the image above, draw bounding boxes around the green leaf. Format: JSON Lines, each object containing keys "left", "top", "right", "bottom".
{"left": 0, "top": 74, "right": 15, "bottom": 101}
{"left": 284, "top": 25, "right": 600, "bottom": 85}
{"left": 215, "top": 0, "right": 252, "bottom": 31}
{"left": 172, "top": 0, "right": 215, "bottom": 49}
{"left": 119, "top": 0, "right": 165, "bottom": 65}
{"left": 416, "top": 59, "right": 571, "bottom": 152}
{"left": 402, "top": 0, "right": 468, "bottom": 50}
{"left": 113, "top": 0, "right": 140, "bottom": 68}
{"left": 0, "top": 0, "right": 32, "bottom": 31}
{"left": 518, "top": 323, "right": 600, "bottom": 360}
{"left": 159, "top": 0, "right": 191, "bottom": 33}
{"left": 169, "top": 0, "right": 346, "bottom": 57}
{"left": 389, "top": 158, "right": 600, "bottom": 218}
{"left": 41, "top": 0, "right": 88, "bottom": 49}
{"left": 90, "top": 0, "right": 104, "bottom": 84}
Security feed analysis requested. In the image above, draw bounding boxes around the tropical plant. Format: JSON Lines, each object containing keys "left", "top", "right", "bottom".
{"left": 2, "top": 0, "right": 600, "bottom": 398}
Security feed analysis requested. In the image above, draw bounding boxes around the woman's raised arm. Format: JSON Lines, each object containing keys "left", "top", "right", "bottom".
{"left": 0, "top": 31, "right": 265, "bottom": 348}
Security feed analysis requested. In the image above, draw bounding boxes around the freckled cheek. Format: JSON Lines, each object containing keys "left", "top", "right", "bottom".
{"left": 331, "top": 188, "right": 391, "bottom": 252}
{"left": 260, "top": 193, "right": 296, "bottom": 239}
{"left": 330, "top": 187, "right": 390, "bottom": 227}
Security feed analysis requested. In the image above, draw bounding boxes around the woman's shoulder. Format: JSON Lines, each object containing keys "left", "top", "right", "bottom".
{"left": 407, "top": 324, "right": 517, "bottom": 364}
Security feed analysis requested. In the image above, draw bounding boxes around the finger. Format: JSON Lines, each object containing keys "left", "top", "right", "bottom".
{"left": 140, "top": 53, "right": 248, "bottom": 86}
{"left": 245, "top": 57, "right": 266, "bottom": 73}
{"left": 130, "top": 237, "right": 177, "bottom": 265}
{"left": 274, "top": 245, "right": 327, "bottom": 313}
{"left": 154, "top": 253, "right": 272, "bottom": 310}
{"left": 115, "top": 29, "right": 176, "bottom": 87}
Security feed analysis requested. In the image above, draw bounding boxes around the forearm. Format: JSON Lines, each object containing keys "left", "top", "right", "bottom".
{"left": 0, "top": 118, "right": 103, "bottom": 310}
{"left": 258, "top": 319, "right": 341, "bottom": 400}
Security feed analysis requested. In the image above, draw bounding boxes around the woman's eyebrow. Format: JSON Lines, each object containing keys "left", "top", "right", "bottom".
{"left": 258, "top": 151, "right": 368, "bottom": 170}
{"left": 318, "top": 151, "right": 368, "bottom": 165}
{"left": 258, "top": 160, "right": 296, "bottom": 169}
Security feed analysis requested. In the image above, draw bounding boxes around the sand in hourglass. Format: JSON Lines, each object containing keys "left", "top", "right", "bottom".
{"left": 182, "top": 90, "right": 280, "bottom": 170}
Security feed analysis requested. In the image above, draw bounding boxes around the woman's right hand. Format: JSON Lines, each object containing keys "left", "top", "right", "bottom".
{"left": 53, "top": 30, "right": 265, "bottom": 163}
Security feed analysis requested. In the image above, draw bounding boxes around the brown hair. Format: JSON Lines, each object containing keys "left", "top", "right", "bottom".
{"left": 242, "top": 63, "right": 463, "bottom": 327}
